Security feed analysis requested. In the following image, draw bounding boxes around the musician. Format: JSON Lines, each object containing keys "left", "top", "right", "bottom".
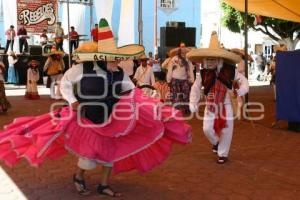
{"left": 54, "top": 22, "right": 65, "bottom": 51}
{"left": 40, "top": 29, "right": 48, "bottom": 46}
{"left": 17, "top": 24, "right": 29, "bottom": 53}
{"left": 4, "top": 25, "right": 16, "bottom": 54}
{"left": 69, "top": 26, "right": 79, "bottom": 54}
{"left": 91, "top": 23, "right": 98, "bottom": 42}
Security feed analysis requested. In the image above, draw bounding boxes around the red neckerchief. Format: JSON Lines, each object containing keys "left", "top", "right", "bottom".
{"left": 206, "top": 79, "right": 227, "bottom": 136}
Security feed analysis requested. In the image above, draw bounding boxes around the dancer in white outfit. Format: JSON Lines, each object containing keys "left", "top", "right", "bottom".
{"left": 188, "top": 32, "right": 249, "bottom": 164}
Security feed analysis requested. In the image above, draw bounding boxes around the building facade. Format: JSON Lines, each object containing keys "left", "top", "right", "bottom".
{"left": 0, "top": 0, "right": 201, "bottom": 55}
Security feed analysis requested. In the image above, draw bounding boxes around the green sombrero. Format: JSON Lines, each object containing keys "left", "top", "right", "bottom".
{"left": 73, "top": 18, "right": 145, "bottom": 62}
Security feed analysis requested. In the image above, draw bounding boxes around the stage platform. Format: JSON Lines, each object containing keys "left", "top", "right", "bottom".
{"left": 0, "top": 53, "right": 71, "bottom": 85}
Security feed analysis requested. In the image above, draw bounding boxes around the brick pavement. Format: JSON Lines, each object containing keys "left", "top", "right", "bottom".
{"left": 0, "top": 86, "right": 300, "bottom": 200}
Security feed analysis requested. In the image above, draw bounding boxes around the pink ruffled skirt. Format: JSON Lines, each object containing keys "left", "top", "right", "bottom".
{"left": 0, "top": 89, "right": 192, "bottom": 174}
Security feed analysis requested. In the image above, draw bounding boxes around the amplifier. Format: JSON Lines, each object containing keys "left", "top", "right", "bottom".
{"left": 29, "top": 45, "right": 43, "bottom": 56}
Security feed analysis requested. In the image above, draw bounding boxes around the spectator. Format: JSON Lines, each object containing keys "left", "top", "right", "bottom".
{"left": 152, "top": 53, "right": 162, "bottom": 75}
{"left": 148, "top": 51, "right": 154, "bottom": 66}
{"left": 7, "top": 51, "right": 18, "bottom": 84}
{"left": 25, "top": 60, "right": 40, "bottom": 100}
{"left": 0, "top": 59, "right": 11, "bottom": 113}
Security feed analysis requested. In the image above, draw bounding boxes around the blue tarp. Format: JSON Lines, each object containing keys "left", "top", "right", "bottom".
{"left": 276, "top": 49, "right": 300, "bottom": 121}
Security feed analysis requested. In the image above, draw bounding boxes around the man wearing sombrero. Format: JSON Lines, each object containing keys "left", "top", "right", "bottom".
{"left": 188, "top": 31, "right": 249, "bottom": 164}
{"left": 43, "top": 46, "right": 65, "bottom": 99}
{"left": 133, "top": 54, "right": 156, "bottom": 95}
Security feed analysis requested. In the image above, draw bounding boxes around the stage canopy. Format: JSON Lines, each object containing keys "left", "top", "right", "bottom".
{"left": 223, "top": 0, "right": 300, "bottom": 23}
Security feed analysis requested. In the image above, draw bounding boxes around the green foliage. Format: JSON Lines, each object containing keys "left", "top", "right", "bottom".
{"left": 220, "top": 2, "right": 300, "bottom": 42}
{"left": 221, "top": 3, "right": 243, "bottom": 33}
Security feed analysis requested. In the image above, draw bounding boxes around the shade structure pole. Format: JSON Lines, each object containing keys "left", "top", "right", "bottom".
{"left": 67, "top": 0, "right": 71, "bottom": 68}
{"left": 154, "top": 0, "right": 158, "bottom": 53}
{"left": 90, "top": 0, "right": 93, "bottom": 35}
{"left": 244, "top": 0, "right": 249, "bottom": 103}
{"left": 138, "top": 0, "right": 143, "bottom": 45}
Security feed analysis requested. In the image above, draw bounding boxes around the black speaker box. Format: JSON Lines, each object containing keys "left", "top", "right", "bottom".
{"left": 29, "top": 45, "right": 43, "bottom": 56}
{"left": 158, "top": 46, "right": 174, "bottom": 60}
{"left": 166, "top": 21, "right": 185, "bottom": 28}
{"left": 160, "top": 27, "right": 196, "bottom": 47}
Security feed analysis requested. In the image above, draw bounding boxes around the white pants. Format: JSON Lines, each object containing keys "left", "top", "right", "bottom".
{"left": 50, "top": 74, "right": 63, "bottom": 98}
{"left": 77, "top": 158, "right": 113, "bottom": 170}
{"left": 203, "top": 104, "right": 234, "bottom": 157}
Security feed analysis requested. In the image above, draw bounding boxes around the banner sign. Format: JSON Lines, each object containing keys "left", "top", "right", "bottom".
{"left": 17, "top": 0, "right": 58, "bottom": 33}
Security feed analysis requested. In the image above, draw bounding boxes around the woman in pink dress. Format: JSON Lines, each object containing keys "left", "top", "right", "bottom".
{"left": 0, "top": 19, "right": 192, "bottom": 198}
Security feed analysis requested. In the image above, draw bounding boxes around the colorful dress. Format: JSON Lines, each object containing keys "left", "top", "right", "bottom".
{"left": 0, "top": 88, "right": 191, "bottom": 174}
{"left": 167, "top": 56, "right": 194, "bottom": 113}
{"left": 25, "top": 66, "right": 40, "bottom": 100}
{"left": 0, "top": 63, "right": 11, "bottom": 113}
{"left": 7, "top": 55, "right": 18, "bottom": 84}
{"left": 153, "top": 81, "right": 170, "bottom": 102}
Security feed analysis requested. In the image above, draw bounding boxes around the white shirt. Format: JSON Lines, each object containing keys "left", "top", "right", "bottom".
{"left": 55, "top": 26, "right": 64, "bottom": 38}
{"left": 8, "top": 56, "right": 18, "bottom": 66}
{"left": 167, "top": 56, "right": 195, "bottom": 83}
{"left": 134, "top": 65, "right": 155, "bottom": 86}
{"left": 190, "top": 68, "right": 249, "bottom": 105}
{"left": 161, "top": 57, "right": 172, "bottom": 69}
{"left": 152, "top": 58, "right": 161, "bottom": 72}
{"left": 119, "top": 60, "right": 134, "bottom": 76}
{"left": 60, "top": 62, "right": 135, "bottom": 105}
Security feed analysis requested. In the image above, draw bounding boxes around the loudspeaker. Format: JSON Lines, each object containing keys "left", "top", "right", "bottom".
{"left": 29, "top": 45, "right": 43, "bottom": 56}
{"left": 158, "top": 46, "right": 174, "bottom": 60}
{"left": 166, "top": 21, "right": 185, "bottom": 28}
{"left": 160, "top": 27, "right": 196, "bottom": 47}
{"left": 177, "top": 27, "right": 196, "bottom": 47}
{"left": 160, "top": 27, "right": 178, "bottom": 47}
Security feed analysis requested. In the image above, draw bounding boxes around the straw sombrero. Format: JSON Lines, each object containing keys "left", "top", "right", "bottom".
{"left": 231, "top": 48, "right": 253, "bottom": 62}
{"left": 139, "top": 54, "right": 148, "bottom": 61}
{"left": 169, "top": 43, "right": 192, "bottom": 58}
{"left": 28, "top": 60, "right": 40, "bottom": 66}
{"left": 74, "top": 18, "right": 145, "bottom": 62}
{"left": 187, "top": 31, "right": 241, "bottom": 64}
{"left": 45, "top": 46, "right": 64, "bottom": 56}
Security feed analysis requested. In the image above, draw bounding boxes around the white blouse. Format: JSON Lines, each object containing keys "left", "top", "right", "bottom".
{"left": 166, "top": 56, "right": 195, "bottom": 83}
{"left": 133, "top": 65, "right": 156, "bottom": 86}
{"left": 8, "top": 56, "right": 18, "bottom": 66}
{"left": 60, "top": 62, "right": 135, "bottom": 105}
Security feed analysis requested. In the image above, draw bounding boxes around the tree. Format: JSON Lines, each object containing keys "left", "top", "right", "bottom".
{"left": 221, "top": 3, "right": 300, "bottom": 50}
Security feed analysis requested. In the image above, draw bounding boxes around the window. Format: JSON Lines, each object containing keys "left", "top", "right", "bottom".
{"left": 160, "top": 0, "right": 176, "bottom": 9}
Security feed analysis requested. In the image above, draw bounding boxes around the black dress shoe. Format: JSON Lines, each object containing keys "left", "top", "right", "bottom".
{"left": 212, "top": 143, "right": 219, "bottom": 154}
{"left": 217, "top": 157, "right": 228, "bottom": 164}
